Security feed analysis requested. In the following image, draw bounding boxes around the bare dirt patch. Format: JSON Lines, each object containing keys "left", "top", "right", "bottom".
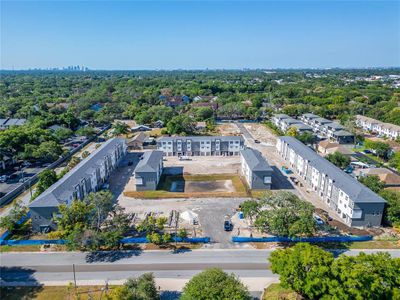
{"left": 163, "top": 156, "right": 241, "bottom": 175}
{"left": 185, "top": 180, "right": 235, "bottom": 193}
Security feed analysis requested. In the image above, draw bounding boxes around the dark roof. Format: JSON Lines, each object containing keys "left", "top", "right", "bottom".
{"left": 240, "top": 148, "right": 272, "bottom": 172}
{"left": 134, "top": 151, "right": 163, "bottom": 173}
{"left": 29, "top": 138, "right": 125, "bottom": 208}
{"left": 278, "top": 136, "right": 386, "bottom": 204}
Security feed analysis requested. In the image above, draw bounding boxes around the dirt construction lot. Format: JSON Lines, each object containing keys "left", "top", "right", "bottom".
{"left": 163, "top": 156, "right": 241, "bottom": 175}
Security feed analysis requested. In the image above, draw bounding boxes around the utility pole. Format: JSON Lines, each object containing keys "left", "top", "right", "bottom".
{"left": 73, "top": 264, "right": 77, "bottom": 296}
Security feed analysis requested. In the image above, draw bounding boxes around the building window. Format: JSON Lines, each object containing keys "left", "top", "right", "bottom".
{"left": 263, "top": 176, "right": 271, "bottom": 184}
{"left": 136, "top": 177, "right": 143, "bottom": 185}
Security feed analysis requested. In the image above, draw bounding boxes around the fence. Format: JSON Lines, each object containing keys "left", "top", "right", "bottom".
{"left": 232, "top": 235, "right": 373, "bottom": 243}
{"left": 1, "top": 236, "right": 211, "bottom": 246}
{"left": 0, "top": 125, "right": 111, "bottom": 206}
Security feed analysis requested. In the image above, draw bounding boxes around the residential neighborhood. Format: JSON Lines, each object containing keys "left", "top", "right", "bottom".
{"left": 1, "top": 0, "right": 400, "bottom": 298}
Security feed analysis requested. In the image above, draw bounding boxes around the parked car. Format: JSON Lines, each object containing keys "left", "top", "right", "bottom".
{"left": 224, "top": 220, "right": 233, "bottom": 231}
{"left": 289, "top": 176, "right": 299, "bottom": 185}
{"left": 0, "top": 175, "right": 8, "bottom": 183}
{"left": 254, "top": 139, "right": 261, "bottom": 144}
{"left": 19, "top": 177, "right": 29, "bottom": 183}
{"left": 362, "top": 149, "right": 372, "bottom": 154}
{"left": 313, "top": 214, "right": 324, "bottom": 226}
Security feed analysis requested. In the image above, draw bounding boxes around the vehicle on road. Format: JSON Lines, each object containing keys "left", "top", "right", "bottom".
{"left": 19, "top": 177, "right": 29, "bottom": 183}
{"left": 289, "top": 176, "right": 299, "bottom": 185}
{"left": 224, "top": 220, "right": 233, "bottom": 231}
{"left": 179, "top": 155, "right": 191, "bottom": 161}
{"left": 254, "top": 139, "right": 260, "bottom": 144}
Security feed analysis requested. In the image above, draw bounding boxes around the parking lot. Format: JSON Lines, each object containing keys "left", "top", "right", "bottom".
{"left": 0, "top": 163, "right": 45, "bottom": 197}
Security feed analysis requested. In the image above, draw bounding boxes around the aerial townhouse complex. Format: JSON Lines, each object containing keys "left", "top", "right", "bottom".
{"left": 300, "top": 113, "right": 355, "bottom": 144}
{"left": 29, "top": 138, "right": 127, "bottom": 232}
{"left": 356, "top": 115, "right": 400, "bottom": 140}
{"left": 272, "top": 114, "right": 313, "bottom": 133}
{"left": 240, "top": 148, "right": 273, "bottom": 189}
{"left": 157, "top": 136, "right": 245, "bottom": 156}
{"left": 273, "top": 113, "right": 354, "bottom": 144}
{"left": 276, "top": 136, "right": 386, "bottom": 227}
{"left": 134, "top": 150, "right": 164, "bottom": 191}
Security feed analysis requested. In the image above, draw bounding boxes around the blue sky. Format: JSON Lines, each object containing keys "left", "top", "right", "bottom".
{"left": 1, "top": 1, "right": 399, "bottom": 69}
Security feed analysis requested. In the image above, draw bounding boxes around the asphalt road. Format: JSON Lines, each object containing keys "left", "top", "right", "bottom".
{"left": 1, "top": 249, "right": 399, "bottom": 287}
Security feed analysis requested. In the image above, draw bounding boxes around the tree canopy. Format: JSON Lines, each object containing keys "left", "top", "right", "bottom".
{"left": 180, "top": 268, "right": 251, "bottom": 300}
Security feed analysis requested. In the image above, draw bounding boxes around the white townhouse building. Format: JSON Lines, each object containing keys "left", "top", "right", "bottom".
{"left": 157, "top": 136, "right": 245, "bottom": 156}
{"left": 29, "top": 138, "right": 127, "bottom": 232}
{"left": 300, "top": 113, "right": 354, "bottom": 144}
{"left": 356, "top": 115, "right": 400, "bottom": 140}
{"left": 276, "top": 136, "right": 386, "bottom": 227}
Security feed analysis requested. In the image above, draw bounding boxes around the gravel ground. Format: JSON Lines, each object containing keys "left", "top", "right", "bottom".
{"left": 163, "top": 156, "right": 241, "bottom": 175}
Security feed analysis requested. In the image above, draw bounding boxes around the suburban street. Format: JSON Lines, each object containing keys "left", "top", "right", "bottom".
{"left": 1, "top": 249, "right": 399, "bottom": 292}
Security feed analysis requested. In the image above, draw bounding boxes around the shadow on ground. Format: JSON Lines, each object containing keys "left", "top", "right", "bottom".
{"left": 271, "top": 166, "right": 295, "bottom": 190}
{"left": 0, "top": 267, "right": 43, "bottom": 300}
{"left": 161, "top": 291, "right": 181, "bottom": 300}
{"left": 85, "top": 249, "right": 143, "bottom": 263}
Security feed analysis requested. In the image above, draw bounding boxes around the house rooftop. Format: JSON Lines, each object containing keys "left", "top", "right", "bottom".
{"left": 134, "top": 151, "right": 163, "bottom": 173}
{"left": 241, "top": 148, "right": 272, "bottom": 172}
{"left": 278, "top": 136, "right": 386, "bottom": 204}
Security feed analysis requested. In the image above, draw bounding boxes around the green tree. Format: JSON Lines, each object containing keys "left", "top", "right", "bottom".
{"left": 240, "top": 200, "right": 260, "bottom": 223}
{"left": 33, "top": 169, "right": 58, "bottom": 198}
{"left": 67, "top": 156, "right": 81, "bottom": 169}
{"left": 81, "top": 150, "right": 90, "bottom": 159}
{"left": 0, "top": 203, "right": 28, "bottom": 232}
{"left": 326, "top": 151, "right": 351, "bottom": 169}
{"left": 166, "top": 115, "right": 196, "bottom": 135}
{"left": 255, "top": 191, "right": 316, "bottom": 237}
{"left": 76, "top": 126, "right": 96, "bottom": 139}
{"left": 177, "top": 228, "right": 188, "bottom": 239}
{"left": 359, "top": 175, "right": 385, "bottom": 193}
{"left": 287, "top": 127, "right": 298, "bottom": 137}
{"left": 379, "top": 189, "right": 400, "bottom": 226}
{"left": 112, "top": 121, "right": 129, "bottom": 136}
{"left": 30, "top": 141, "right": 63, "bottom": 162}
{"left": 108, "top": 273, "right": 160, "bottom": 300}
{"left": 329, "top": 252, "right": 400, "bottom": 300}
{"left": 181, "top": 268, "right": 251, "bottom": 300}
{"left": 52, "top": 127, "right": 73, "bottom": 141}
{"left": 147, "top": 232, "right": 162, "bottom": 245}
{"left": 269, "top": 243, "right": 334, "bottom": 299}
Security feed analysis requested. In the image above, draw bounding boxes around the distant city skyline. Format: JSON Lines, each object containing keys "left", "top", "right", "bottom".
{"left": 1, "top": 1, "right": 399, "bottom": 70}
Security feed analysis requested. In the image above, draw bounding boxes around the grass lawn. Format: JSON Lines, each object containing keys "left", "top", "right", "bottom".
{"left": 124, "top": 173, "right": 250, "bottom": 198}
{"left": 263, "top": 283, "right": 299, "bottom": 300}
{"left": 0, "top": 285, "right": 117, "bottom": 300}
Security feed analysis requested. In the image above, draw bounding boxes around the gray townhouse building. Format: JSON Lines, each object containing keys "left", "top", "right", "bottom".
{"left": 240, "top": 148, "right": 273, "bottom": 189}
{"left": 300, "top": 114, "right": 354, "bottom": 144}
{"left": 134, "top": 151, "right": 164, "bottom": 191}
{"left": 157, "top": 136, "right": 245, "bottom": 156}
{"left": 29, "top": 138, "right": 127, "bottom": 233}
{"left": 276, "top": 136, "right": 385, "bottom": 227}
